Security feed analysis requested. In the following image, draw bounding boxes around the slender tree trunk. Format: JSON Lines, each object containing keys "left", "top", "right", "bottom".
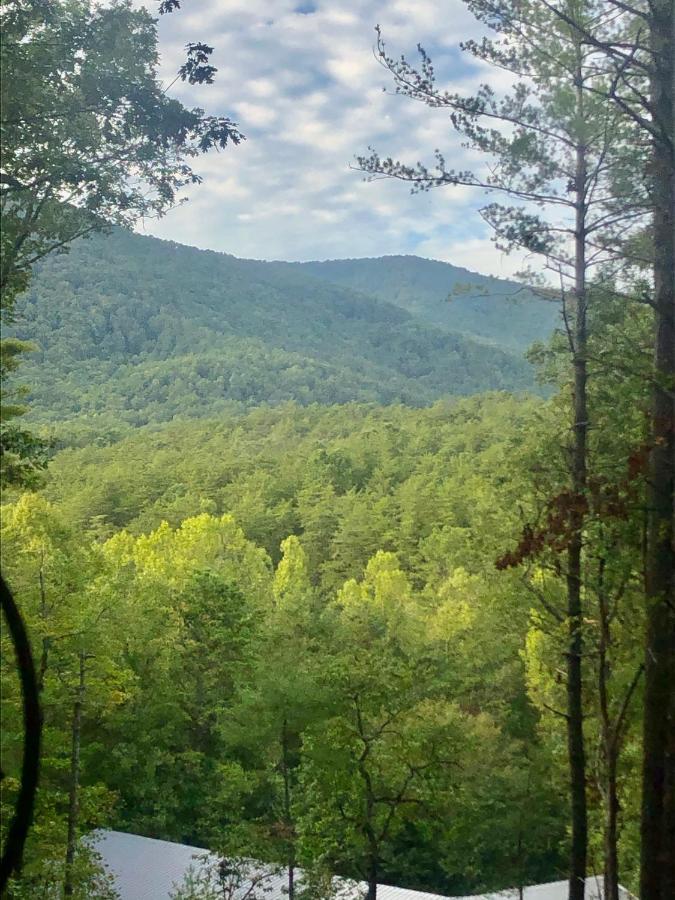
{"left": 64, "top": 651, "right": 85, "bottom": 898}
{"left": 365, "top": 844, "right": 378, "bottom": 900}
{"left": 281, "top": 719, "right": 295, "bottom": 900}
{"left": 641, "top": 3, "right": 675, "bottom": 898}
{"left": 514, "top": 753, "right": 531, "bottom": 900}
{"left": 566, "top": 68, "right": 589, "bottom": 900}
{"left": 597, "top": 567, "right": 619, "bottom": 900}
{"left": 597, "top": 558, "right": 617, "bottom": 900}
{"left": 354, "top": 699, "right": 379, "bottom": 900}
{"left": 363, "top": 785, "right": 378, "bottom": 900}
{"left": 604, "top": 758, "right": 620, "bottom": 900}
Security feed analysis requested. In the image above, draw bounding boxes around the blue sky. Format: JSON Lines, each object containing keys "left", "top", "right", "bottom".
{"left": 141, "top": 0, "right": 528, "bottom": 277}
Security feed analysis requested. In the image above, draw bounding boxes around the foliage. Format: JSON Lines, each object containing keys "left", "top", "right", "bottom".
{"left": 0, "top": 1, "right": 656, "bottom": 896}
{"left": 2, "top": 228, "right": 547, "bottom": 431}
{"left": 0, "top": 338, "right": 51, "bottom": 487}
{"left": 40, "top": 395, "right": 540, "bottom": 577}
{"left": 0, "top": 0, "right": 242, "bottom": 315}
{"left": 0, "top": 494, "right": 125, "bottom": 897}
{"left": 169, "top": 855, "right": 281, "bottom": 900}
{"left": 2, "top": 395, "right": 577, "bottom": 896}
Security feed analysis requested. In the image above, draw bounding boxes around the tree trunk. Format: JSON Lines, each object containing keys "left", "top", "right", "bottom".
{"left": 566, "top": 68, "right": 589, "bottom": 900}
{"left": 604, "top": 756, "right": 620, "bottom": 900}
{"left": 597, "top": 559, "right": 619, "bottom": 900}
{"left": 641, "top": 3, "right": 675, "bottom": 899}
{"left": 281, "top": 719, "right": 295, "bottom": 900}
{"left": 64, "top": 651, "right": 85, "bottom": 898}
{"left": 363, "top": 787, "right": 378, "bottom": 900}
{"left": 37, "top": 560, "right": 49, "bottom": 694}
{"left": 366, "top": 850, "right": 378, "bottom": 900}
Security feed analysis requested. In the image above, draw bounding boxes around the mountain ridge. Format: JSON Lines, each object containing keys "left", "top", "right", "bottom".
{"left": 9, "top": 228, "right": 553, "bottom": 430}
{"left": 287, "top": 255, "right": 559, "bottom": 351}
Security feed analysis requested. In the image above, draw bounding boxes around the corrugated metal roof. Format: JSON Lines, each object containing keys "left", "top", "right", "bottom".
{"left": 92, "top": 830, "right": 633, "bottom": 900}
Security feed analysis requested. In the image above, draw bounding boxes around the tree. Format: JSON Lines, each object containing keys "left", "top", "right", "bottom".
{"left": 0, "top": 0, "right": 242, "bottom": 314}
{"left": 0, "top": 339, "right": 49, "bottom": 489}
{"left": 83, "top": 513, "right": 272, "bottom": 843}
{"left": 222, "top": 537, "right": 324, "bottom": 900}
{"left": 296, "top": 553, "right": 482, "bottom": 900}
{"left": 0, "top": 0, "right": 243, "bottom": 488}
{"left": 171, "top": 573, "right": 258, "bottom": 847}
{"left": 356, "top": 5, "right": 646, "bottom": 895}
{"left": 528, "top": 2, "right": 673, "bottom": 894}
{"left": 0, "top": 494, "right": 130, "bottom": 897}
{"left": 505, "top": 282, "right": 651, "bottom": 896}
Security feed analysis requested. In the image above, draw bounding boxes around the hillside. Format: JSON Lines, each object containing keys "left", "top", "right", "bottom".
{"left": 292, "top": 256, "right": 560, "bottom": 350}
{"left": 9, "top": 230, "right": 550, "bottom": 429}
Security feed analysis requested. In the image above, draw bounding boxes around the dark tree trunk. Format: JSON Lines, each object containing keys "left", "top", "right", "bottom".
{"left": 281, "top": 719, "right": 295, "bottom": 900}
{"left": 363, "top": 778, "right": 378, "bottom": 900}
{"left": 354, "top": 697, "right": 379, "bottom": 900}
{"left": 598, "top": 574, "right": 619, "bottom": 900}
{"left": 604, "top": 760, "right": 620, "bottom": 900}
{"left": 63, "top": 651, "right": 85, "bottom": 898}
{"left": 641, "top": 3, "right": 675, "bottom": 899}
{"left": 365, "top": 850, "right": 378, "bottom": 900}
{"left": 566, "top": 72, "right": 589, "bottom": 900}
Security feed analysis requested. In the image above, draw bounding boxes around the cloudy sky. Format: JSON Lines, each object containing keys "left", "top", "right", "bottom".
{"left": 142, "top": 0, "right": 528, "bottom": 277}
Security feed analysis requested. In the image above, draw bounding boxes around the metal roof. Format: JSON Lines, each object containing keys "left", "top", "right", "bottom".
{"left": 92, "top": 830, "right": 632, "bottom": 900}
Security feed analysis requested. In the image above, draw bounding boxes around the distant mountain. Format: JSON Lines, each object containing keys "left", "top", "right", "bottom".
{"left": 10, "top": 230, "right": 549, "bottom": 430}
{"left": 290, "top": 256, "right": 559, "bottom": 351}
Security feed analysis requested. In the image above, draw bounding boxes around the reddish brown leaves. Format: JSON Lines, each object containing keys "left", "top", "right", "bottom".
{"left": 496, "top": 490, "right": 589, "bottom": 570}
{"left": 496, "top": 448, "right": 643, "bottom": 570}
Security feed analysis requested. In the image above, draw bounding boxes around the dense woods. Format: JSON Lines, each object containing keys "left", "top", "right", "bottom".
{"left": 0, "top": 389, "right": 650, "bottom": 896}
{"left": 6, "top": 229, "right": 545, "bottom": 431}
{"left": 0, "top": 0, "right": 672, "bottom": 899}
{"left": 0, "top": 396, "right": 619, "bottom": 896}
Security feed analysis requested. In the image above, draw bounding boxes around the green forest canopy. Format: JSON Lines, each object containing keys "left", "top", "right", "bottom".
{"left": 1, "top": 393, "right": 644, "bottom": 896}
{"left": 0, "top": 218, "right": 648, "bottom": 899}
{"left": 290, "top": 255, "right": 559, "bottom": 351}
{"left": 7, "top": 228, "right": 557, "bottom": 430}
{"left": 3, "top": 0, "right": 671, "bottom": 894}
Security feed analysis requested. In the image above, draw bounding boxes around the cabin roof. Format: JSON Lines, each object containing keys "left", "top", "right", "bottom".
{"left": 92, "top": 830, "right": 631, "bottom": 900}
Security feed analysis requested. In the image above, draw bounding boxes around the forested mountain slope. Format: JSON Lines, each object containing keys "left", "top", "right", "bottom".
{"left": 291, "top": 256, "right": 559, "bottom": 350}
{"left": 10, "top": 230, "right": 545, "bottom": 427}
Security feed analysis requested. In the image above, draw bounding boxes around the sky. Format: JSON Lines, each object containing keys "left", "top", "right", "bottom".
{"left": 141, "top": 0, "right": 530, "bottom": 278}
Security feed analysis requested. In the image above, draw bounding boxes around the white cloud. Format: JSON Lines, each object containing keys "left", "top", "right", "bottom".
{"left": 139, "top": 0, "right": 541, "bottom": 279}
{"left": 247, "top": 78, "right": 279, "bottom": 99}
{"left": 415, "top": 235, "right": 544, "bottom": 280}
{"left": 325, "top": 50, "right": 374, "bottom": 86}
{"left": 232, "top": 101, "right": 279, "bottom": 128}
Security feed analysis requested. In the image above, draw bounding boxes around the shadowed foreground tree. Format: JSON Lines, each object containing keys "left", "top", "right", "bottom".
{"left": 517, "top": 284, "right": 650, "bottom": 900}
{"left": 0, "top": 0, "right": 243, "bottom": 488}
{"left": 355, "top": 4, "right": 646, "bottom": 896}
{"left": 0, "top": 0, "right": 242, "bottom": 313}
{"left": 531, "top": 2, "right": 673, "bottom": 895}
